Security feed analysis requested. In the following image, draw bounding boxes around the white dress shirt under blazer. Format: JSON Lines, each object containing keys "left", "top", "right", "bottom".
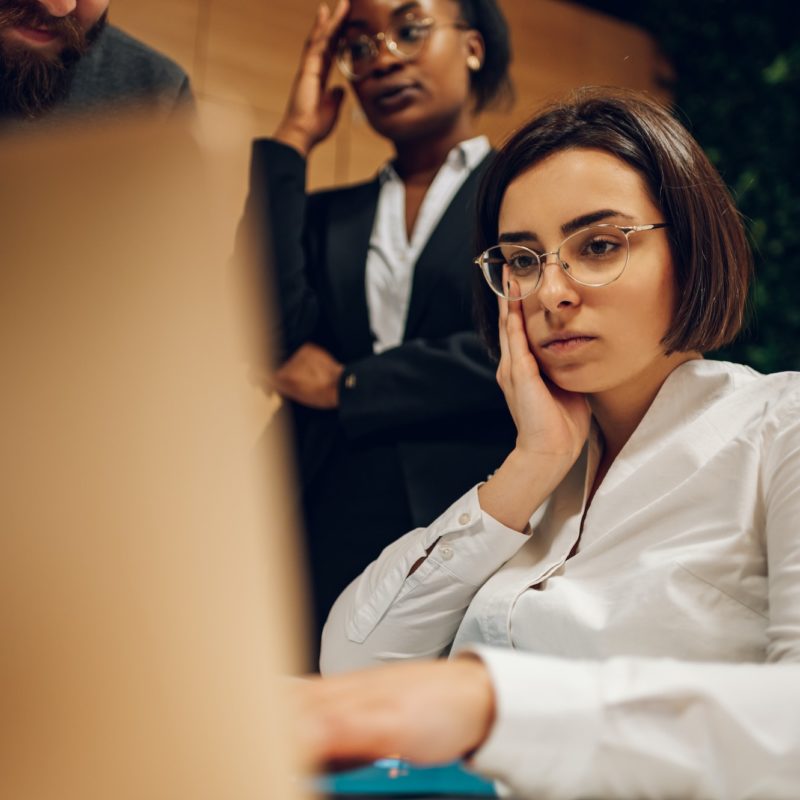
{"left": 365, "top": 135, "right": 491, "bottom": 353}
{"left": 321, "top": 359, "right": 800, "bottom": 799}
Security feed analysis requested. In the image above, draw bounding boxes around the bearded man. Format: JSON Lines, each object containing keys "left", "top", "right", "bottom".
{"left": 0, "top": 0, "right": 192, "bottom": 122}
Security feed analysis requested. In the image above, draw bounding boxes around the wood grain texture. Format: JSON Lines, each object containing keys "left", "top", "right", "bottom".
{"left": 109, "top": 0, "right": 670, "bottom": 191}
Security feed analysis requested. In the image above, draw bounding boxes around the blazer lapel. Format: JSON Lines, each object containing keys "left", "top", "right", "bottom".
{"left": 325, "top": 179, "right": 380, "bottom": 359}
{"left": 402, "top": 152, "right": 493, "bottom": 340}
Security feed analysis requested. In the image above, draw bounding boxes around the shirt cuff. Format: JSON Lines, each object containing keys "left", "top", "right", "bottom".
{"left": 411, "top": 485, "right": 531, "bottom": 587}
{"left": 457, "top": 645, "right": 603, "bottom": 798}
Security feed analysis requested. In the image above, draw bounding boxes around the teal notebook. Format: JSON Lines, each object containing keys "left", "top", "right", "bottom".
{"left": 315, "top": 758, "right": 497, "bottom": 796}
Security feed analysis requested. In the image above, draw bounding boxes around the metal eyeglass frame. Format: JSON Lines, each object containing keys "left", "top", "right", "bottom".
{"left": 336, "top": 17, "right": 469, "bottom": 82}
{"left": 474, "top": 223, "right": 670, "bottom": 300}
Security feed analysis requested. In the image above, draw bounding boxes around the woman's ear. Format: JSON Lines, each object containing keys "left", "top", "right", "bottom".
{"left": 464, "top": 29, "right": 485, "bottom": 72}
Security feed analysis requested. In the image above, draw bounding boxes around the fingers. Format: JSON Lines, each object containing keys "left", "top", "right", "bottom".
{"left": 296, "top": 678, "right": 392, "bottom": 767}
{"left": 495, "top": 274, "right": 517, "bottom": 381}
{"left": 321, "top": 84, "right": 346, "bottom": 120}
{"left": 329, "top": 0, "right": 350, "bottom": 33}
{"left": 296, "top": 662, "right": 494, "bottom": 769}
{"left": 310, "top": 7, "right": 333, "bottom": 65}
{"left": 277, "top": 2, "right": 350, "bottom": 154}
{"left": 505, "top": 285, "right": 539, "bottom": 378}
{"left": 304, "top": 3, "right": 330, "bottom": 56}
{"left": 304, "top": 1, "right": 349, "bottom": 71}
{"left": 497, "top": 281, "right": 539, "bottom": 392}
{"left": 320, "top": 0, "right": 352, "bottom": 83}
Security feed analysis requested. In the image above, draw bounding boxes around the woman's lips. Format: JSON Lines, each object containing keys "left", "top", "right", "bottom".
{"left": 373, "top": 85, "right": 421, "bottom": 112}
{"left": 541, "top": 335, "right": 597, "bottom": 355}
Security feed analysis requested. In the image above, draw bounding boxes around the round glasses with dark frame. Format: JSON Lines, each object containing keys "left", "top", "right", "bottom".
{"left": 474, "top": 223, "right": 670, "bottom": 300}
{"left": 336, "top": 16, "right": 469, "bottom": 82}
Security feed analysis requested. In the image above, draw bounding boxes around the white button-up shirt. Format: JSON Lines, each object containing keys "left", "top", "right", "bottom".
{"left": 365, "top": 135, "right": 490, "bottom": 353}
{"left": 321, "top": 359, "right": 800, "bottom": 799}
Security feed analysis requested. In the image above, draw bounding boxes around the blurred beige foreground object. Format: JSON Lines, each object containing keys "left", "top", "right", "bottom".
{"left": 0, "top": 115, "right": 311, "bottom": 799}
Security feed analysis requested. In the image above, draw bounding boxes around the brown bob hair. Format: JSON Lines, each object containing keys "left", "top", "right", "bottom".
{"left": 474, "top": 87, "right": 752, "bottom": 359}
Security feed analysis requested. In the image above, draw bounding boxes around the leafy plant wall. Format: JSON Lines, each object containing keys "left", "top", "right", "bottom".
{"left": 584, "top": 0, "right": 799, "bottom": 371}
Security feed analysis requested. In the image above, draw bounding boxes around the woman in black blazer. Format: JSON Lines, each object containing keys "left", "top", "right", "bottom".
{"left": 241, "top": 0, "right": 516, "bottom": 648}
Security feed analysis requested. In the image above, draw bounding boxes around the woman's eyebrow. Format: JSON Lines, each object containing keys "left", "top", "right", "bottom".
{"left": 498, "top": 230, "right": 537, "bottom": 244}
{"left": 391, "top": 1, "right": 424, "bottom": 19}
{"left": 561, "top": 209, "right": 634, "bottom": 235}
{"left": 498, "top": 210, "right": 636, "bottom": 245}
{"left": 345, "top": 2, "right": 423, "bottom": 30}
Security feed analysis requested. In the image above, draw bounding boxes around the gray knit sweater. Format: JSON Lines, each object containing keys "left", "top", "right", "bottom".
{"left": 61, "top": 24, "right": 192, "bottom": 117}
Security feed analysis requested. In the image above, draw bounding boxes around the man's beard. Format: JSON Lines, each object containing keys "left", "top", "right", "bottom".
{"left": 0, "top": 1, "right": 108, "bottom": 118}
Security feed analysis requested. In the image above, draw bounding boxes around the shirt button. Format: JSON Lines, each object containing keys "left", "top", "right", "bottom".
{"left": 439, "top": 545, "right": 454, "bottom": 560}
{"left": 458, "top": 512, "right": 471, "bottom": 525}
{"left": 344, "top": 373, "right": 357, "bottom": 390}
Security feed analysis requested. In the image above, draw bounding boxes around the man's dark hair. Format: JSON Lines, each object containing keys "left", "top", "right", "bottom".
{"left": 474, "top": 87, "right": 752, "bottom": 358}
{"left": 456, "top": 0, "right": 513, "bottom": 113}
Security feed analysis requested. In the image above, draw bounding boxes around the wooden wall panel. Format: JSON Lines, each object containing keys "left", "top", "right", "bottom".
{"left": 104, "top": 0, "right": 671, "bottom": 429}
{"left": 201, "top": 0, "right": 311, "bottom": 109}
{"left": 344, "top": 0, "right": 672, "bottom": 181}
{"left": 110, "top": 0, "right": 201, "bottom": 76}
{"left": 200, "top": 0, "right": 348, "bottom": 189}
{"left": 109, "top": 0, "right": 670, "bottom": 203}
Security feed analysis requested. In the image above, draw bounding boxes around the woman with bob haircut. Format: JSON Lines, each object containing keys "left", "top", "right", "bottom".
{"left": 296, "top": 88, "right": 800, "bottom": 799}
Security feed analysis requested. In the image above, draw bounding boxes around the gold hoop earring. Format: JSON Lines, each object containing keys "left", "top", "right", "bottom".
{"left": 467, "top": 54, "right": 482, "bottom": 72}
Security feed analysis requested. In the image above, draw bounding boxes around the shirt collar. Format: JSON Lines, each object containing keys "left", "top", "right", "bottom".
{"left": 378, "top": 135, "right": 491, "bottom": 185}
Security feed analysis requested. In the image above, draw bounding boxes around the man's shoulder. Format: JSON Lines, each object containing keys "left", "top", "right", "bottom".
{"left": 92, "top": 26, "right": 188, "bottom": 86}
{"left": 66, "top": 25, "right": 192, "bottom": 113}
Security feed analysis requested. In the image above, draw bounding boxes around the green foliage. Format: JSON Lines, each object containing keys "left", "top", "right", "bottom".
{"left": 635, "top": 0, "right": 800, "bottom": 372}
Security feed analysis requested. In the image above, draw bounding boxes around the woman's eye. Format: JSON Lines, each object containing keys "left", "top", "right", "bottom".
{"left": 347, "top": 39, "right": 372, "bottom": 61}
{"left": 509, "top": 254, "right": 538, "bottom": 272}
{"left": 584, "top": 238, "right": 617, "bottom": 257}
{"left": 396, "top": 23, "right": 428, "bottom": 43}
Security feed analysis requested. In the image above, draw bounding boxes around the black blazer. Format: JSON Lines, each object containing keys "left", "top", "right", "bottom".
{"left": 242, "top": 139, "right": 515, "bottom": 631}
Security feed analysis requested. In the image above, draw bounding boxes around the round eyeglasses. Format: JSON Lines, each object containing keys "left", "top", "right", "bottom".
{"left": 336, "top": 17, "right": 468, "bottom": 82}
{"left": 474, "top": 223, "right": 670, "bottom": 300}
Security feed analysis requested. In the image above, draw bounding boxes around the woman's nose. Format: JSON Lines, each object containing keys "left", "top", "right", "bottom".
{"left": 368, "top": 36, "right": 403, "bottom": 75}
{"left": 535, "top": 256, "right": 582, "bottom": 313}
